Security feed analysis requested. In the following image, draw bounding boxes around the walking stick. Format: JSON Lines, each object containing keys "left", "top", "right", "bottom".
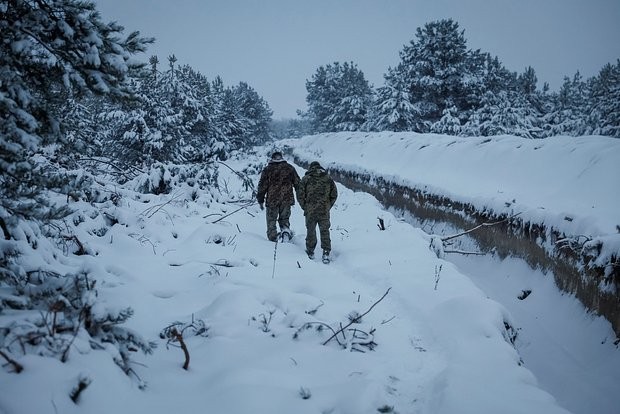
{"left": 271, "top": 238, "right": 278, "bottom": 279}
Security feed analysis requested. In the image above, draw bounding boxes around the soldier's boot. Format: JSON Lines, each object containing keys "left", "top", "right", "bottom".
{"left": 322, "top": 250, "right": 330, "bottom": 264}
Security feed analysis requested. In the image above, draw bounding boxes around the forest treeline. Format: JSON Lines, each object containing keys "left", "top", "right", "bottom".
{"left": 287, "top": 19, "right": 620, "bottom": 140}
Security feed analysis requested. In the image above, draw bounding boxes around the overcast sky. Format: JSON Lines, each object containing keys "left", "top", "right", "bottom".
{"left": 96, "top": 0, "right": 620, "bottom": 119}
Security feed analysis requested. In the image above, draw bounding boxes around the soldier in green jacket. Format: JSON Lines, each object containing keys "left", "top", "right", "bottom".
{"left": 298, "top": 161, "right": 338, "bottom": 263}
{"left": 257, "top": 152, "right": 300, "bottom": 242}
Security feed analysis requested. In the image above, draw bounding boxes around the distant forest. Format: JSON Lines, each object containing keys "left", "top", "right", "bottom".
{"left": 285, "top": 19, "right": 620, "bottom": 140}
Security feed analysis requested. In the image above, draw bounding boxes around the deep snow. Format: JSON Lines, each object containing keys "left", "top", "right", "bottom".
{"left": 1, "top": 132, "right": 619, "bottom": 414}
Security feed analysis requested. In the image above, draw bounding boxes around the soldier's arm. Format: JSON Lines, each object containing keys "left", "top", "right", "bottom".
{"left": 297, "top": 177, "right": 306, "bottom": 210}
{"left": 256, "top": 169, "right": 268, "bottom": 204}
{"left": 329, "top": 179, "right": 338, "bottom": 208}
{"left": 293, "top": 169, "right": 301, "bottom": 191}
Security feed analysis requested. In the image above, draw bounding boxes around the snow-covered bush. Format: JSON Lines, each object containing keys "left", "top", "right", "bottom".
{"left": 128, "top": 162, "right": 219, "bottom": 196}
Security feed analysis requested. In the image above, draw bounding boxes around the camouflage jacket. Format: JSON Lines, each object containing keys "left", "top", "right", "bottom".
{"left": 257, "top": 160, "right": 300, "bottom": 207}
{"left": 298, "top": 164, "right": 337, "bottom": 216}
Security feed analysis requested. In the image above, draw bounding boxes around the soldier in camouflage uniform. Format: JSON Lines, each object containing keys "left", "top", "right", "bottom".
{"left": 257, "top": 152, "right": 300, "bottom": 242}
{"left": 298, "top": 161, "right": 338, "bottom": 262}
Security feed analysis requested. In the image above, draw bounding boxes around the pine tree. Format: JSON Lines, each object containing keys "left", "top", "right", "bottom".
{"left": 0, "top": 0, "right": 156, "bottom": 383}
{"left": 471, "top": 91, "right": 539, "bottom": 138}
{"left": 589, "top": 60, "right": 620, "bottom": 138}
{"left": 518, "top": 66, "right": 538, "bottom": 96}
{"left": 399, "top": 19, "right": 470, "bottom": 127}
{"left": 366, "top": 66, "right": 418, "bottom": 131}
{"left": 542, "top": 72, "right": 588, "bottom": 136}
{"left": 305, "top": 62, "right": 373, "bottom": 133}
{"left": 0, "top": 0, "right": 153, "bottom": 232}
{"left": 232, "top": 82, "right": 274, "bottom": 146}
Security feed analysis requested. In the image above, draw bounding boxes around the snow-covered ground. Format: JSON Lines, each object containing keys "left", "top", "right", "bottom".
{"left": 282, "top": 131, "right": 620, "bottom": 414}
{"left": 283, "top": 132, "right": 620, "bottom": 238}
{"left": 1, "top": 132, "right": 618, "bottom": 414}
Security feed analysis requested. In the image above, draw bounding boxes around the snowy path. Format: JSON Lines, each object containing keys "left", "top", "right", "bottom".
{"left": 103, "top": 167, "right": 569, "bottom": 413}
{"left": 2, "top": 160, "right": 572, "bottom": 414}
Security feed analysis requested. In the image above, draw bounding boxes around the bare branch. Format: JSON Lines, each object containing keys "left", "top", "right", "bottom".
{"left": 295, "top": 322, "right": 344, "bottom": 347}
{"left": 210, "top": 201, "right": 256, "bottom": 224}
{"left": 141, "top": 191, "right": 183, "bottom": 219}
{"left": 441, "top": 212, "right": 522, "bottom": 242}
{"left": 322, "top": 287, "right": 391, "bottom": 346}
{"left": 444, "top": 249, "right": 486, "bottom": 256}
{"left": 0, "top": 349, "right": 24, "bottom": 373}
{"left": 217, "top": 161, "right": 256, "bottom": 192}
{"left": 172, "top": 328, "right": 190, "bottom": 370}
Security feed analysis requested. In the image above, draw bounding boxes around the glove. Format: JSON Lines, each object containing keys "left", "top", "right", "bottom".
{"left": 259, "top": 202, "right": 264, "bottom": 210}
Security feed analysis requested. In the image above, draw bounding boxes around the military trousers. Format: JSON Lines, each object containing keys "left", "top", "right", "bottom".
{"left": 265, "top": 204, "right": 291, "bottom": 241}
{"left": 305, "top": 213, "right": 331, "bottom": 254}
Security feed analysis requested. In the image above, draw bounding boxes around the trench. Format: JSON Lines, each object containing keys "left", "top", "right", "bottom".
{"left": 291, "top": 157, "right": 620, "bottom": 414}
{"left": 298, "top": 162, "right": 620, "bottom": 338}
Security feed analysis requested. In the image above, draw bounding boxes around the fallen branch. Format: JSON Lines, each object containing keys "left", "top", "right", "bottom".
{"left": 169, "top": 259, "right": 233, "bottom": 268}
{"left": 0, "top": 349, "right": 24, "bottom": 373}
{"left": 441, "top": 212, "right": 522, "bottom": 243}
{"left": 294, "top": 322, "right": 343, "bottom": 347}
{"left": 141, "top": 191, "right": 183, "bottom": 219}
{"left": 322, "top": 287, "right": 391, "bottom": 346}
{"left": 444, "top": 249, "right": 486, "bottom": 256}
{"left": 0, "top": 217, "right": 11, "bottom": 240}
{"left": 210, "top": 201, "right": 256, "bottom": 224}
{"left": 77, "top": 157, "right": 144, "bottom": 180}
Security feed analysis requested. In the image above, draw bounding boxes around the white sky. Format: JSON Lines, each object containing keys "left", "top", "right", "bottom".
{"left": 96, "top": 0, "right": 620, "bottom": 119}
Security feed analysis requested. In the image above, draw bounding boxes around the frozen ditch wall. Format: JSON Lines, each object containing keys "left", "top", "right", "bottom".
{"left": 284, "top": 132, "right": 620, "bottom": 337}
{"left": 318, "top": 166, "right": 619, "bottom": 337}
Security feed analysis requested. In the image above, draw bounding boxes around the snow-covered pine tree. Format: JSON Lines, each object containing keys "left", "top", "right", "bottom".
{"left": 542, "top": 72, "right": 589, "bottom": 137}
{"left": 327, "top": 62, "right": 373, "bottom": 131}
{"left": 232, "top": 82, "right": 274, "bottom": 147}
{"left": 209, "top": 76, "right": 241, "bottom": 159}
{"left": 100, "top": 59, "right": 218, "bottom": 168}
{"left": 305, "top": 62, "right": 373, "bottom": 133}
{"left": 0, "top": 0, "right": 153, "bottom": 231}
{"left": 0, "top": 0, "right": 156, "bottom": 384}
{"left": 399, "top": 19, "right": 470, "bottom": 127}
{"left": 366, "top": 65, "right": 418, "bottom": 132}
{"left": 472, "top": 91, "right": 540, "bottom": 138}
{"left": 304, "top": 65, "right": 333, "bottom": 133}
{"left": 588, "top": 60, "right": 620, "bottom": 138}
{"left": 516, "top": 66, "right": 545, "bottom": 137}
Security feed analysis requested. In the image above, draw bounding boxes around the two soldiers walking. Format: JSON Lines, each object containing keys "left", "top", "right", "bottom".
{"left": 257, "top": 152, "right": 337, "bottom": 263}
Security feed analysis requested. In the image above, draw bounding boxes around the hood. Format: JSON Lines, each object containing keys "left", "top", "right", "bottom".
{"left": 306, "top": 163, "right": 327, "bottom": 176}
